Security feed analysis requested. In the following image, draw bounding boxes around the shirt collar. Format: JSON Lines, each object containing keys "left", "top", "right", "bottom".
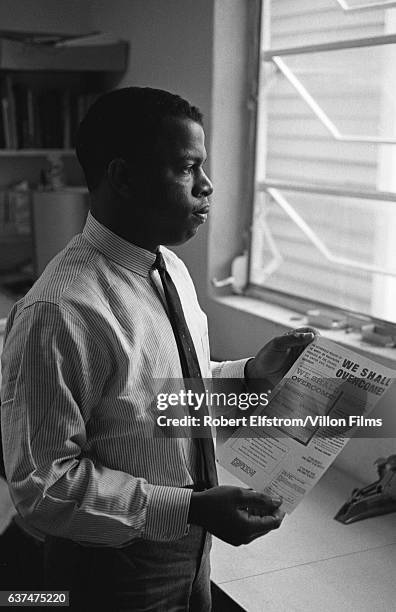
{"left": 82, "top": 211, "right": 157, "bottom": 277}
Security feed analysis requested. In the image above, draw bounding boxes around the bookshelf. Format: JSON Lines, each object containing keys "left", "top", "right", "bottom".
{"left": 0, "top": 37, "right": 128, "bottom": 153}
{"left": 0, "top": 38, "right": 128, "bottom": 71}
{"left": 0, "top": 35, "right": 128, "bottom": 288}
{"left": 0, "top": 149, "right": 74, "bottom": 156}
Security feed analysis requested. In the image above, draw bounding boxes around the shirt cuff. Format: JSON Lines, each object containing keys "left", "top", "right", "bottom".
{"left": 143, "top": 485, "right": 192, "bottom": 542}
{"left": 211, "top": 358, "right": 252, "bottom": 379}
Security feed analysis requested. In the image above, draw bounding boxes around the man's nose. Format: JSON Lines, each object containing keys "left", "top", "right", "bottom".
{"left": 194, "top": 169, "right": 213, "bottom": 197}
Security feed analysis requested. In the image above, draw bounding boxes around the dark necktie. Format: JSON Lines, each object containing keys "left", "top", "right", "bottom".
{"left": 153, "top": 250, "right": 218, "bottom": 489}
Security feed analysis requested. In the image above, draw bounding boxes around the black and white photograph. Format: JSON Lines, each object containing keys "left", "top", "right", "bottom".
{"left": 0, "top": 1, "right": 396, "bottom": 610}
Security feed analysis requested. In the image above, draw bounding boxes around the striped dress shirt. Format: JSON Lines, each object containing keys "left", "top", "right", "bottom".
{"left": 0, "top": 211, "right": 247, "bottom": 547}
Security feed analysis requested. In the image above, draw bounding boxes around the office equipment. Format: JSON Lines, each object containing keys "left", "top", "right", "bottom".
{"left": 335, "top": 455, "right": 396, "bottom": 524}
{"left": 306, "top": 309, "right": 347, "bottom": 329}
{"left": 361, "top": 323, "right": 396, "bottom": 348}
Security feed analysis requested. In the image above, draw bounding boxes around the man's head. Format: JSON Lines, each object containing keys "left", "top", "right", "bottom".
{"left": 76, "top": 87, "right": 213, "bottom": 250}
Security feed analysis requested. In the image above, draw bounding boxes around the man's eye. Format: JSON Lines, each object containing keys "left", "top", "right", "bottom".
{"left": 182, "top": 166, "right": 194, "bottom": 174}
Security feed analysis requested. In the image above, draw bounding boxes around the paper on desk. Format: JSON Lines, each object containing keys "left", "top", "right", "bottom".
{"left": 217, "top": 336, "right": 396, "bottom": 513}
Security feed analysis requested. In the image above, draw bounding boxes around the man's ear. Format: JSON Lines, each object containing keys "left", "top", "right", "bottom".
{"left": 107, "top": 158, "right": 133, "bottom": 198}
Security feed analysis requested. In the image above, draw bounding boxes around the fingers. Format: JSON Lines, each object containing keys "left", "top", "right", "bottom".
{"left": 286, "top": 326, "right": 318, "bottom": 336}
{"left": 201, "top": 486, "right": 286, "bottom": 546}
{"left": 238, "top": 489, "right": 282, "bottom": 513}
{"left": 272, "top": 328, "right": 317, "bottom": 351}
{"left": 244, "top": 513, "right": 282, "bottom": 531}
{"left": 273, "top": 508, "right": 286, "bottom": 523}
{"left": 237, "top": 508, "right": 285, "bottom": 543}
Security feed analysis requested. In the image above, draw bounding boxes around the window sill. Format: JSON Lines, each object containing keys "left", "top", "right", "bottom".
{"left": 213, "top": 294, "right": 396, "bottom": 369}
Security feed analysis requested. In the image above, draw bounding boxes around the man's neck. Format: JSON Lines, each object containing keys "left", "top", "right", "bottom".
{"left": 90, "top": 209, "right": 159, "bottom": 253}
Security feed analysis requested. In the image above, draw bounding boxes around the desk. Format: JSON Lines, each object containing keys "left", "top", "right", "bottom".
{"left": 212, "top": 465, "right": 396, "bottom": 612}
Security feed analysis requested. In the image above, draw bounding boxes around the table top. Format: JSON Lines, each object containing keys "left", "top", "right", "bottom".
{"left": 212, "top": 464, "right": 396, "bottom": 612}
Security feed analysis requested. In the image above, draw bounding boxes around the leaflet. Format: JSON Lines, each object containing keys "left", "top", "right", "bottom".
{"left": 217, "top": 336, "right": 395, "bottom": 513}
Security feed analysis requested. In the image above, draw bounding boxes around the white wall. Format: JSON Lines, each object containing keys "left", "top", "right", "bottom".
{"left": 0, "top": 0, "right": 91, "bottom": 35}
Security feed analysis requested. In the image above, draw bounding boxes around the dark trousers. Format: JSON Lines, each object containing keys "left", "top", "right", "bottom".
{"left": 44, "top": 526, "right": 212, "bottom": 611}
{"left": 0, "top": 519, "right": 44, "bottom": 590}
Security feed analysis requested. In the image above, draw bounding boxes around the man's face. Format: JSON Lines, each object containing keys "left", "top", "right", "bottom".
{"left": 137, "top": 117, "right": 213, "bottom": 248}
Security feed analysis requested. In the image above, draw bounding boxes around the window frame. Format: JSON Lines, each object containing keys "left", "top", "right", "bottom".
{"left": 246, "top": 0, "right": 396, "bottom": 331}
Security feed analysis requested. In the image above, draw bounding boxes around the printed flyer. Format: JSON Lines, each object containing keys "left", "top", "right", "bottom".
{"left": 217, "top": 336, "right": 396, "bottom": 513}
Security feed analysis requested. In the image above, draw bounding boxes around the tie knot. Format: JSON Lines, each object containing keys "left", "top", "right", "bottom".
{"left": 154, "top": 250, "right": 166, "bottom": 272}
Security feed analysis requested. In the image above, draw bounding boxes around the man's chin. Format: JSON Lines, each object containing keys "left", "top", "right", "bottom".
{"left": 164, "top": 226, "right": 200, "bottom": 247}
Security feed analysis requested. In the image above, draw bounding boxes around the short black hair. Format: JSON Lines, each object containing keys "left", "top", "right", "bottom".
{"left": 75, "top": 86, "right": 203, "bottom": 191}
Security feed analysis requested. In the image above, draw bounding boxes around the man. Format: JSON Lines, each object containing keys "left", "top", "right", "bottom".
{"left": 1, "top": 87, "right": 315, "bottom": 610}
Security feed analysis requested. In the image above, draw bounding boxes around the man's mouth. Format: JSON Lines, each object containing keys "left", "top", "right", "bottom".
{"left": 193, "top": 204, "right": 210, "bottom": 222}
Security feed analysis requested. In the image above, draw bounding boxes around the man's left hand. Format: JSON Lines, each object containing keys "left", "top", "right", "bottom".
{"left": 245, "top": 327, "right": 317, "bottom": 391}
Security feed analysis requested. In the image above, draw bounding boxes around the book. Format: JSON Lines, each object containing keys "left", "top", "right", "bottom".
{"left": 0, "top": 75, "right": 17, "bottom": 148}
{"left": 38, "top": 89, "right": 63, "bottom": 148}
{"left": 0, "top": 78, "right": 9, "bottom": 148}
{"left": 13, "top": 82, "right": 29, "bottom": 148}
{"left": 4, "top": 75, "right": 17, "bottom": 148}
{"left": 26, "top": 87, "right": 35, "bottom": 147}
{"left": 62, "top": 89, "right": 71, "bottom": 149}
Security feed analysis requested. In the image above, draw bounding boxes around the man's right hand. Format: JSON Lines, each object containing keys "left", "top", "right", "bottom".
{"left": 187, "top": 485, "right": 284, "bottom": 546}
